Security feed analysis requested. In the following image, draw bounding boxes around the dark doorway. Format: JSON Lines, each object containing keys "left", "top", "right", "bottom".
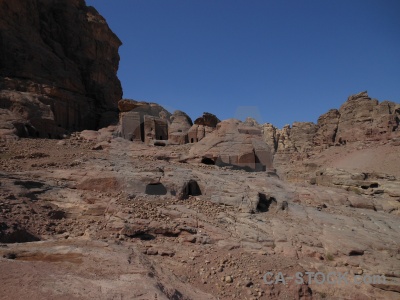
{"left": 186, "top": 180, "right": 201, "bottom": 197}
{"left": 145, "top": 183, "right": 167, "bottom": 195}
{"left": 256, "top": 193, "right": 277, "bottom": 212}
{"left": 201, "top": 157, "right": 215, "bottom": 165}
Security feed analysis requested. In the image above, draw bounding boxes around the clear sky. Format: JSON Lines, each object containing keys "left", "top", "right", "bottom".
{"left": 86, "top": 0, "right": 400, "bottom": 128}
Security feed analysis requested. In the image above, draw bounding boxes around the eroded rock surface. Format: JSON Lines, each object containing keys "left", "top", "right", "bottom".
{"left": 117, "top": 99, "right": 171, "bottom": 144}
{"left": 168, "top": 110, "right": 193, "bottom": 145}
{"left": 189, "top": 119, "right": 274, "bottom": 172}
{"left": 1, "top": 136, "right": 399, "bottom": 299}
{"left": 0, "top": 0, "right": 122, "bottom": 139}
{"left": 0, "top": 5, "right": 399, "bottom": 298}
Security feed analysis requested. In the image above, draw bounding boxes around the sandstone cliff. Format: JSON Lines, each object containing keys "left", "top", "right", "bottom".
{"left": 0, "top": 0, "right": 122, "bottom": 139}
{"left": 265, "top": 92, "right": 400, "bottom": 176}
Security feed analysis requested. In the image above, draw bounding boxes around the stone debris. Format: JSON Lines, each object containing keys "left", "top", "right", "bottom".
{"left": 0, "top": 0, "right": 399, "bottom": 298}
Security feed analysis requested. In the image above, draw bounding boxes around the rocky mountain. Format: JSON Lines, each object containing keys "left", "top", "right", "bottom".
{"left": 0, "top": 0, "right": 122, "bottom": 140}
{"left": 0, "top": 1, "right": 399, "bottom": 299}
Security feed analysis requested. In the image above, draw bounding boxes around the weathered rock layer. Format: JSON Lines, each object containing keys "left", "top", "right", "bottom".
{"left": 266, "top": 91, "right": 400, "bottom": 179}
{"left": 0, "top": 0, "right": 122, "bottom": 139}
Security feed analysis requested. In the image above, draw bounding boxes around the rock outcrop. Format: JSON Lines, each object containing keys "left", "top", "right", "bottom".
{"left": 265, "top": 92, "right": 400, "bottom": 179}
{"left": 189, "top": 119, "right": 274, "bottom": 172}
{"left": 1, "top": 2, "right": 400, "bottom": 298}
{"left": 315, "top": 168, "right": 400, "bottom": 208}
{"left": 118, "top": 99, "right": 171, "bottom": 143}
{"left": 262, "top": 123, "right": 277, "bottom": 153}
{"left": 194, "top": 112, "right": 220, "bottom": 127}
{"left": 335, "top": 91, "right": 399, "bottom": 144}
{"left": 168, "top": 110, "right": 193, "bottom": 144}
{"left": 1, "top": 135, "right": 399, "bottom": 299}
{"left": 188, "top": 112, "right": 220, "bottom": 143}
{"left": 0, "top": 0, "right": 122, "bottom": 139}
{"left": 313, "top": 109, "right": 341, "bottom": 147}
{"left": 118, "top": 99, "right": 171, "bottom": 119}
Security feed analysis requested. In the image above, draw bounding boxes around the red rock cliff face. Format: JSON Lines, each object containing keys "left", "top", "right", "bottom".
{"left": 0, "top": 0, "right": 122, "bottom": 138}
{"left": 264, "top": 91, "right": 400, "bottom": 179}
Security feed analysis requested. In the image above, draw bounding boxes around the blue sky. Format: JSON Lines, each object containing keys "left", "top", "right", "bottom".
{"left": 86, "top": 0, "right": 400, "bottom": 128}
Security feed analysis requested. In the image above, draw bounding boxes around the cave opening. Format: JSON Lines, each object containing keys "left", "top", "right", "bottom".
{"left": 186, "top": 180, "right": 201, "bottom": 197}
{"left": 154, "top": 141, "right": 166, "bottom": 147}
{"left": 145, "top": 183, "right": 167, "bottom": 195}
{"left": 256, "top": 193, "right": 277, "bottom": 212}
{"left": 201, "top": 157, "right": 215, "bottom": 165}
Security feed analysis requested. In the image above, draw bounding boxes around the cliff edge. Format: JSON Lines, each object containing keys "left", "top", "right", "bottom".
{"left": 0, "top": 0, "right": 122, "bottom": 139}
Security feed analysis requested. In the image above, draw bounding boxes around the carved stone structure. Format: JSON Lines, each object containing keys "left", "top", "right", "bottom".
{"left": 120, "top": 111, "right": 142, "bottom": 141}
{"left": 189, "top": 119, "right": 274, "bottom": 172}
{"left": 118, "top": 99, "right": 170, "bottom": 144}
{"left": 188, "top": 112, "right": 220, "bottom": 143}
{"left": 144, "top": 115, "right": 168, "bottom": 144}
{"left": 119, "top": 103, "right": 221, "bottom": 146}
{"left": 188, "top": 125, "right": 216, "bottom": 143}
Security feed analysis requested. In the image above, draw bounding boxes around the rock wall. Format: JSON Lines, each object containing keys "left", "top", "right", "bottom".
{"left": 0, "top": 0, "right": 122, "bottom": 139}
{"left": 313, "top": 109, "right": 340, "bottom": 147}
{"left": 335, "top": 91, "right": 399, "bottom": 144}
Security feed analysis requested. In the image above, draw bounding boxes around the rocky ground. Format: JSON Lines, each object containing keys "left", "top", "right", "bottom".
{"left": 1, "top": 1, "right": 399, "bottom": 299}
{"left": 0, "top": 131, "right": 399, "bottom": 300}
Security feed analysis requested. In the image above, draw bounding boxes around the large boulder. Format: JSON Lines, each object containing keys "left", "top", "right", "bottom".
{"left": 168, "top": 110, "right": 193, "bottom": 145}
{"left": 194, "top": 112, "right": 220, "bottom": 127}
{"left": 189, "top": 119, "right": 274, "bottom": 172}
{"left": 0, "top": 0, "right": 122, "bottom": 139}
{"left": 118, "top": 99, "right": 171, "bottom": 119}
